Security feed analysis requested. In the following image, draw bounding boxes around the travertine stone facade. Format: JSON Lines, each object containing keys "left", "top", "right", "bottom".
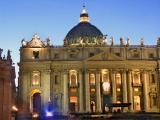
{"left": 18, "top": 6, "right": 160, "bottom": 118}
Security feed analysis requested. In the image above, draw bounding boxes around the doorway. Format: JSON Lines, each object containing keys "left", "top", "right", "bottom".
{"left": 32, "top": 93, "right": 41, "bottom": 113}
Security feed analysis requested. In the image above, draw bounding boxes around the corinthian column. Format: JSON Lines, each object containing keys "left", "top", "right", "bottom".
{"left": 127, "top": 70, "right": 133, "bottom": 111}
{"left": 122, "top": 69, "right": 128, "bottom": 111}
{"left": 85, "top": 70, "right": 90, "bottom": 112}
{"left": 79, "top": 70, "right": 84, "bottom": 112}
{"left": 96, "top": 70, "right": 102, "bottom": 113}
{"left": 142, "top": 71, "right": 149, "bottom": 112}
{"left": 111, "top": 70, "right": 116, "bottom": 103}
{"left": 63, "top": 70, "right": 69, "bottom": 114}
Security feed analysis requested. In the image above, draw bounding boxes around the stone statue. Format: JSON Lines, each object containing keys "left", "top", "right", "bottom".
{"left": 102, "top": 35, "right": 106, "bottom": 45}
{"left": 157, "top": 37, "right": 160, "bottom": 46}
{"left": 64, "top": 38, "right": 68, "bottom": 46}
{"left": 119, "top": 37, "right": 123, "bottom": 46}
{"left": 0, "top": 48, "right": 3, "bottom": 59}
{"left": 46, "top": 37, "right": 52, "bottom": 46}
{"left": 110, "top": 36, "right": 113, "bottom": 46}
{"left": 140, "top": 38, "right": 144, "bottom": 46}
{"left": 126, "top": 37, "right": 129, "bottom": 46}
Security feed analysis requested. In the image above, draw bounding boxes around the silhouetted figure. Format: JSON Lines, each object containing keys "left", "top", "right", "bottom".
{"left": 91, "top": 102, "right": 94, "bottom": 113}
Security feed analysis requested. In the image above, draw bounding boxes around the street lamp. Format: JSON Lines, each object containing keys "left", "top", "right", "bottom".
{"left": 32, "top": 112, "right": 39, "bottom": 120}
{"left": 12, "top": 105, "right": 18, "bottom": 120}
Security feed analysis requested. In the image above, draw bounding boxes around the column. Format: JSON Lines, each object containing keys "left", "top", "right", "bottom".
{"left": 122, "top": 70, "right": 128, "bottom": 111}
{"left": 96, "top": 70, "right": 102, "bottom": 113}
{"left": 127, "top": 70, "right": 133, "bottom": 111}
{"left": 111, "top": 70, "right": 116, "bottom": 103}
{"left": 85, "top": 70, "right": 90, "bottom": 112}
{"left": 142, "top": 71, "right": 149, "bottom": 112}
{"left": 122, "top": 70, "right": 128, "bottom": 103}
{"left": 79, "top": 70, "right": 84, "bottom": 112}
{"left": 63, "top": 70, "right": 69, "bottom": 114}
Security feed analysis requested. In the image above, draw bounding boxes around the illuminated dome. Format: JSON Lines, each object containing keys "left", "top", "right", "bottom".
{"left": 64, "top": 5, "right": 104, "bottom": 46}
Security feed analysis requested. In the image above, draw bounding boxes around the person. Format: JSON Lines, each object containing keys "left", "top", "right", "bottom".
{"left": 91, "top": 102, "right": 94, "bottom": 113}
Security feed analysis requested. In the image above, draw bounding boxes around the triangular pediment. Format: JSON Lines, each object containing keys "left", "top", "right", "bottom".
{"left": 85, "top": 52, "right": 123, "bottom": 61}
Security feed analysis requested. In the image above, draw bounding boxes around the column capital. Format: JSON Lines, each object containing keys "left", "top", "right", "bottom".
{"left": 109, "top": 69, "right": 116, "bottom": 74}
{"left": 120, "top": 68, "right": 127, "bottom": 73}
{"left": 96, "top": 69, "right": 101, "bottom": 74}
{"left": 42, "top": 69, "right": 51, "bottom": 74}
{"left": 63, "top": 69, "right": 69, "bottom": 74}
{"left": 140, "top": 69, "right": 148, "bottom": 74}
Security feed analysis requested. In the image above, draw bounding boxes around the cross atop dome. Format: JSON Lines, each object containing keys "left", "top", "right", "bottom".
{"left": 80, "top": 4, "right": 90, "bottom": 23}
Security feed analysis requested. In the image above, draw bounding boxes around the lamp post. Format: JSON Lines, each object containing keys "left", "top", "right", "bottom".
{"left": 11, "top": 105, "right": 18, "bottom": 120}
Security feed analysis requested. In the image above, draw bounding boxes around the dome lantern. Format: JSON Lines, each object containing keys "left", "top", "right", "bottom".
{"left": 80, "top": 5, "right": 89, "bottom": 23}
{"left": 64, "top": 5, "right": 104, "bottom": 46}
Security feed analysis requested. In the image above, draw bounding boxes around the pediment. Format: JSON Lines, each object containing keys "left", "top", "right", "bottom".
{"left": 26, "top": 34, "right": 45, "bottom": 48}
{"left": 85, "top": 52, "right": 123, "bottom": 61}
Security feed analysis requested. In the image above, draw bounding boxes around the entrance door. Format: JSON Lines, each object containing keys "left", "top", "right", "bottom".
{"left": 103, "top": 95, "right": 110, "bottom": 112}
{"left": 33, "top": 93, "right": 41, "bottom": 113}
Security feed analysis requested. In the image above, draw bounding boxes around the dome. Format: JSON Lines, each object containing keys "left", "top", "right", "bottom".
{"left": 64, "top": 5, "right": 104, "bottom": 46}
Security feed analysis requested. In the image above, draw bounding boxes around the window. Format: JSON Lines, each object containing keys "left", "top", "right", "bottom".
{"left": 33, "top": 51, "right": 39, "bottom": 59}
{"left": 89, "top": 53, "right": 94, "bottom": 57}
{"left": 70, "top": 54, "right": 76, "bottom": 58}
{"left": 69, "top": 70, "right": 77, "bottom": 87}
{"left": 90, "top": 73, "right": 95, "bottom": 85}
{"left": 115, "top": 52, "right": 120, "bottom": 56}
{"left": 149, "top": 53, "right": 154, "bottom": 58}
{"left": 54, "top": 53, "right": 59, "bottom": 59}
{"left": 32, "top": 71, "right": 40, "bottom": 86}
{"left": 102, "top": 73, "right": 109, "bottom": 82}
{"left": 133, "top": 52, "right": 139, "bottom": 58}
{"left": 133, "top": 73, "right": 141, "bottom": 85}
{"left": 116, "top": 73, "right": 121, "bottom": 85}
{"left": 70, "top": 74, "right": 77, "bottom": 86}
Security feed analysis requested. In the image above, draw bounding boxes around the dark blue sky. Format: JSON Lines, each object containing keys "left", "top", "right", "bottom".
{"left": 0, "top": 0, "right": 160, "bottom": 82}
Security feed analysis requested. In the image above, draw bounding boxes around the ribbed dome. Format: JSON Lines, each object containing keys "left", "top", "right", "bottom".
{"left": 65, "top": 22, "right": 103, "bottom": 45}
{"left": 66, "top": 22, "right": 103, "bottom": 39}
{"left": 64, "top": 5, "right": 104, "bottom": 46}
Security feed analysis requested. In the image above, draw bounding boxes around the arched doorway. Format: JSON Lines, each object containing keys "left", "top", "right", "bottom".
{"left": 33, "top": 93, "right": 41, "bottom": 113}
{"left": 29, "top": 89, "right": 42, "bottom": 113}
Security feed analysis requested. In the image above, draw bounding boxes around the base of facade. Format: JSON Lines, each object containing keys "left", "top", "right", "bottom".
{"left": 17, "top": 111, "right": 32, "bottom": 120}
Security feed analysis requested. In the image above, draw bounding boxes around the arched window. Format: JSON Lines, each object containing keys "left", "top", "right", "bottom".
{"left": 32, "top": 71, "right": 40, "bottom": 86}
{"left": 69, "top": 70, "right": 77, "bottom": 87}
{"left": 90, "top": 73, "right": 95, "bottom": 85}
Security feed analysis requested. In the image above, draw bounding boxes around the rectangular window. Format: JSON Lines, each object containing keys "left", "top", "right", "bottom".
{"left": 89, "top": 53, "right": 94, "bottom": 57}
{"left": 32, "top": 71, "right": 40, "bottom": 86}
{"left": 90, "top": 73, "right": 95, "bottom": 85}
{"left": 116, "top": 73, "right": 121, "bottom": 85}
{"left": 33, "top": 51, "right": 39, "bottom": 59}
{"left": 133, "top": 72, "right": 141, "bottom": 86}
{"left": 115, "top": 52, "right": 120, "bottom": 56}
{"left": 149, "top": 53, "right": 154, "bottom": 58}
{"left": 54, "top": 53, "right": 59, "bottom": 59}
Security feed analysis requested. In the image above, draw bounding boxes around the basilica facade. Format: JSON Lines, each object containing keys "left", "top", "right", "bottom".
{"left": 18, "top": 6, "right": 160, "bottom": 118}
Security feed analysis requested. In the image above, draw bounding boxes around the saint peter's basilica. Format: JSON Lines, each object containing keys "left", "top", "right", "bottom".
{"left": 18, "top": 5, "right": 160, "bottom": 119}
